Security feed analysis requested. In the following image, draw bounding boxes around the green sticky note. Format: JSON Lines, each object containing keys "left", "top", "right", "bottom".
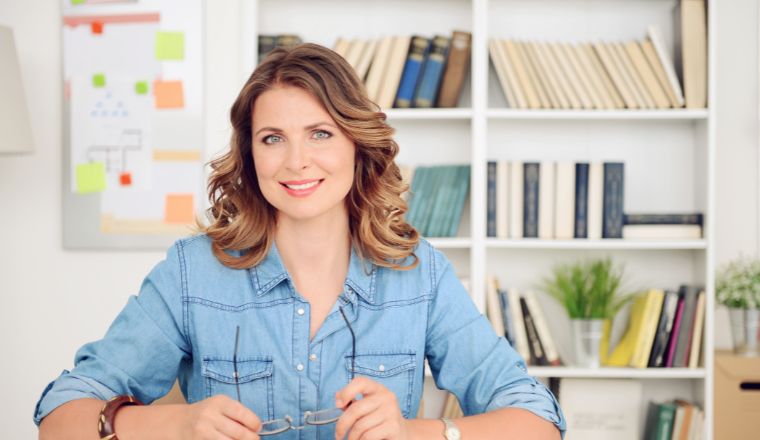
{"left": 76, "top": 162, "right": 106, "bottom": 194}
{"left": 135, "top": 81, "right": 149, "bottom": 95}
{"left": 71, "top": 0, "right": 85, "bottom": 4}
{"left": 155, "top": 31, "right": 184, "bottom": 60}
{"left": 92, "top": 73, "right": 106, "bottom": 88}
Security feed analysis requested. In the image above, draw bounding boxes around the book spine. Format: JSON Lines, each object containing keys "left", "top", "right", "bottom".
{"left": 673, "top": 286, "right": 699, "bottom": 367}
{"left": 437, "top": 31, "right": 471, "bottom": 108}
{"left": 665, "top": 294, "right": 686, "bottom": 367}
{"left": 487, "top": 161, "right": 497, "bottom": 237}
{"left": 524, "top": 291, "right": 561, "bottom": 366}
{"left": 648, "top": 290, "right": 679, "bottom": 367}
{"left": 623, "top": 213, "right": 704, "bottom": 225}
{"left": 395, "top": 36, "right": 430, "bottom": 108}
{"left": 498, "top": 289, "right": 515, "bottom": 346}
{"left": 602, "top": 162, "right": 625, "bottom": 238}
{"left": 574, "top": 162, "right": 589, "bottom": 238}
{"left": 508, "top": 289, "right": 531, "bottom": 362}
{"left": 406, "top": 166, "right": 428, "bottom": 230}
{"left": 630, "top": 290, "right": 664, "bottom": 368}
{"left": 523, "top": 163, "right": 540, "bottom": 238}
{"left": 520, "top": 296, "right": 547, "bottom": 365}
{"left": 447, "top": 165, "right": 470, "bottom": 237}
{"left": 414, "top": 36, "right": 450, "bottom": 108}
{"left": 657, "top": 403, "right": 677, "bottom": 440}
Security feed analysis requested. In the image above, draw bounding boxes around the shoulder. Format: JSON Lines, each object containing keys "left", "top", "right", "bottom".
{"left": 371, "top": 238, "right": 450, "bottom": 302}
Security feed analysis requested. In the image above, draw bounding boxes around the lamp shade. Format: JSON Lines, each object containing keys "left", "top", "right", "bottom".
{"left": 0, "top": 25, "right": 33, "bottom": 154}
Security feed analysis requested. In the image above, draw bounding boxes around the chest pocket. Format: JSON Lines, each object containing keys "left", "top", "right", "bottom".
{"left": 202, "top": 356, "right": 274, "bottom": 421}
{"left": 345, "top": 352, "right": 416, "bottom": 418}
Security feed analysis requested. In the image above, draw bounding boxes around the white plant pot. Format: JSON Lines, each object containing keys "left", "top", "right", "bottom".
{"left": 728, "top": 307, "right": 760, "bottom": 356}
{"left": 572, "top": 319, "right": 605, "bottom": 368}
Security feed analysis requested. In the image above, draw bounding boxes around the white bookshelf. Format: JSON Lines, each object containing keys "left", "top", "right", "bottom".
{"left": 242, "top": 0, "right": 716, "bottom": 437}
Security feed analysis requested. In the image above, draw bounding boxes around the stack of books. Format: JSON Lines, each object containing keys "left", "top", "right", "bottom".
{"left": 333, "top": 31, "right": 472, "bottom": 109}
{"left": 403, "top": 164, "right": 470, "bottom": 238}
{"left": 645, "top": 399, "right": 704, "bottom": 440}
{"left": 258, "top": 34, "right": 303, "bottom": 64}
{"left": 486, "top": 160, "right": 704, "bottom": 240}
{"left": 605, "top": 286, "right": 706, "bottom": 369}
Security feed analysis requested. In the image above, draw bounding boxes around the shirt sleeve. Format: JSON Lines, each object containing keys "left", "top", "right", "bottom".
{"left": 424, "top": 246, "right": 566, "bottom": 437}
{"left": 33, "top": 240, "right": 192, "bottom": 427}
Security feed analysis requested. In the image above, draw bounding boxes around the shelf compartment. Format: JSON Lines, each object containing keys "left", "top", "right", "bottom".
{"left": 528, "top": 366, "right": 707, "bottom": 379}
{"left": 485, "top": 239, "right": 707, "bottom": 250}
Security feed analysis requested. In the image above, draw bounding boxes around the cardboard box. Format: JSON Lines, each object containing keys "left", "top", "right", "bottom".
{"left": 714, "top": 351, "right": 760, "bottom": 439}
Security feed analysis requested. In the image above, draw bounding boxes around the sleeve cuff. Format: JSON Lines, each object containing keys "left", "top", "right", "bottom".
{"left": 485, "top": 380, "right": 567, "bottom": 438}
{"left": 33, "top": 370, "right": 117, "bottom": 427}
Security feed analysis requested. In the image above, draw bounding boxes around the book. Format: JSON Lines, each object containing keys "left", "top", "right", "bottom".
{"left": 486, "top": 276, "right": 506, "bottom": 338}
{"left": 644, "top": 401, "right": 677, "bottom": 440}
{"left": 354, "top": 39, "right": 377, "bottom": 81}
{"left": 414, "top": 35, "right": 450, "bottom": 108}
{"left": 622, "top": 225, "right": 702, "bottom": 240}
{"left": 365, "top": 36, "right": 394, "bottom": 103}
{"left": 688, "top": 290, "right": 706, "bottom": 368}
{"left": 562, "top": 42, "right": 603, "bottom": 109}
{"left": 602, "top": 162, "right": 624, "bottom": 239}
{"left": 679, "top": 0, "right": 708, "bottom": 108}
{"left": 553, "top": 41, "right": 592, "bottom": 109}
{"left": 534, "top": 41, "right": 571, "bottom": 109}
{"left": 498, "top": 289, "right": 516, "bottom": 346}
{"left": 487, "top": 161, "right": 497, "bottom": 237}
{"left": 586, "top": 162, "right": 604, "bottom": 240}
{"left": 624, "top": 41, "right": 670, "bottom": 109}
{"left": 523, "top": 163, "right": 540, "bottom": 238}
{"left": 332, "top": 37, "right": 351, "bottom": 58}
{"left": 606, "top": 290, "right": 658, "bottom": 367}
{"left": 437, "top": 30, "right": 471, "bottom": 108}
{"left": 623, "top": 213, "right": 704, "bottom": 225}
{"left": 509, "top": 161, "right": 524, "bottom": 239}
{"left": 428, "top": 165, "right": 458, "bottom": 237}
{"left": 520, "top": 296, "right": 547, "bottom": 365}
{"left": 507, "top": 288, "right": 531, "bottom": 362}
{"left": 395, "top": 36, "right": 430, "bottom": 108}
{"left": 574, "top": 163, "right": 589, "bottom": 238}
{"left": 516, "top": 41, "right": 551, "bottom": 108}
{"left": 523, "top": 291, "right": 561, "bottom": 366}
{"left": 496, "top": 160, "right": 509, "bottom": 238}
{"left": 445, "top": 165, "right": 470, "bottom": 236}
{"left": 612, "top": 41, "right": 655, "bottom": 108}
{"left": 258, "top": 35, "right": 277, "bottom": 64}
{"left": 560, "top": 379, "right": 642, "bottom": 440}
{"left": 554, "top": 161, "right": 575, "bottom": 239}
{"left": 524, "top": 41, "right": 560, "bottom": 108}
{"left": 571, "top": 43, "right": 613, "bottom": 109}
{"left": 538, "top": 161, "right": 555, "bottom": 239}
{"left": 630, "top": 289, "right": 665, "bottom": 368}
{"left": 377, "top": 36, "right": 412, "bottom": 109}
{"left": 490, "top": 39, "right": 519, "bottom": 108}
{"left": 648, "top": 289, "right": 680, "bottom": 368}
{"left": 583, "top": 43, "right": 625, "bottom": 108}
{"left": 593, "top": 42, "right": 638, "bottom": 109}
{"left": 344, "top": 38, "right": 366, "bottom": 70}
{"left": 546, "top": 42, "right": 581, "bottom": 109}
{"left": 647, "top": 25, "right": 685, "bottom": 107}
{"left": 673, "top": 286, "right": 699, "bottom": 368}
{"left": 664, "top": 292, "right": 686, "bottom": 367}
{"left": 503, "top": 40, "right": 541, "bottom": 109}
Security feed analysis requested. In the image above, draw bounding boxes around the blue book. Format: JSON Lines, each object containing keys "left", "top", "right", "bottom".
{"left": 623, "top": 213, "right": 704, "bottom": 225}
{"left": 446, "top": 165, "right": 471, "bottom": 237}
{"left": 413, "top": 35, "right": 450, "bottom": 108}
{"left": 487, "top": 161, "right": 497, "bottom": 237}
{"left": 498, "top": 289, "right": 515, "bottom": 346}
{"left": 394, "top": 36, "right": 430, "bottom": 108}
{"left": 602, "top": 162, "right": 624, "bottom": 238}
{"left": 574, "top": 162, "right": 589, "bottom": 238}
{"left": 523, "top": 163, "right": 540, "bottom": 238}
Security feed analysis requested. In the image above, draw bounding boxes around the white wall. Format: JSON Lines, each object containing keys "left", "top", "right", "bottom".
{"left": 0, "top": 0, "right": 756, "bottom": 438}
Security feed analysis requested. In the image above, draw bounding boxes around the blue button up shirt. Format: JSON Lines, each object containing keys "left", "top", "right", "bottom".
{"left": 34, "top": 235, "right": 565, "bottom": 438}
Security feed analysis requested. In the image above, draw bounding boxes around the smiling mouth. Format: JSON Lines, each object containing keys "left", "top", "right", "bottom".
{"left": 280, "top": 179, "right": 324, "bottom": 190}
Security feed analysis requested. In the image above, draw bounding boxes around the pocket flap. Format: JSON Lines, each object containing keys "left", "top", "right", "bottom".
{"left": 345, "top": 353, "right": 416, "bottom": 377}
{"left": 202, "top": 357, "right": 273, "bottom": 384}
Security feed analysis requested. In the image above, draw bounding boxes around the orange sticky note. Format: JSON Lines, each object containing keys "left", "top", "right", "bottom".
{"left": 153, "top": 80, "right": 184, "bottom": 109}
{"left": 119, "top": 171, "right": 132, "bottom": 186}
{"left": 164, "top": 194, "right": 194, "bottom": 224}
{"left": 91, "top": 22, "right": 103, "bottom": 34}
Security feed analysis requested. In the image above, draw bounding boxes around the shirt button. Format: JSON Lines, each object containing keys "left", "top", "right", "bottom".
{"left": 297, "top": 308, "right": 305, "bottom": 316}
{"left": 296, "top": 363, "right": 304, "bottom": 371}
{"left": 378, "top": 364, "right": 385, "bottom": 372}
{"left": 309, "top": 354, "right": 317, "bottom": 361}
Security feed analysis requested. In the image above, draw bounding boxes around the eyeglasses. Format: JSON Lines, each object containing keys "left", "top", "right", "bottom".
{"left": 233, "top": 305, "right": 356, "bottom": 436}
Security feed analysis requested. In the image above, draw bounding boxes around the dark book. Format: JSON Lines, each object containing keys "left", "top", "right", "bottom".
{"left": 520, "top": 296, "right": 548, "bottom": 365}
{"left": 258, "top": 35, "right": 277, "bottom": 64}
{"left": 673, "top": 285, "right": 700, "bottom": 367}
{"left": 414, "top": 35, "right": 450, "bottom": 108}
{"left": 487, "top": 161, "right": 497, "bottom": 237}
{"left": 498, "top": 289, "right": 515, "bottom": 346}
{"left": 623, "top": 213, "right": 704, "bottom": 226}
{"left": 395, "top": 36, "right": 431, "bottom": 108}
{"left": 523, "top": 162, "right": 540, "bottom": 238}
{"left": 648, "top": 290, "right": 680, "bottom": 367}
{"left": 574, "top": 162, "right": 589, "bottom": 238}
{"left": 437, "top": 30, "right": 471, "bottom": 107}
{"left": 665, "top": 290, "right": 686, "bottom": 367}
{"left": 644, "top": 401, "right": 677, "bottom": 440}
{"left": 602, "top": 162, "right": 625, "bottom": 238}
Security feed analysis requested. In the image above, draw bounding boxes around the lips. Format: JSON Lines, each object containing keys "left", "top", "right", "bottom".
{"left": 279, "top": 178, "right": 324, "bottom": 197}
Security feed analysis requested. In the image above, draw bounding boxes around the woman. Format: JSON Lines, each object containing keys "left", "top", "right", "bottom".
{"left": 35, "top": 43, "right": 565, "bottom": 440}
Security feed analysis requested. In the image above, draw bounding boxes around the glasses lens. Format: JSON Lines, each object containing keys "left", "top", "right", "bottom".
{"left": 305, "top": 408, "right": 343, "bottom": 425}
{"left": 259, "top": 418, "right": 291, "bottom": 436}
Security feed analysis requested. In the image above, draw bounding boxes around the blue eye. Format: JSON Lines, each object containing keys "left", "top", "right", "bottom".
{"left": 313, "top": 130, "right": 332, "bottom": 140}
{"left": 263, "top": 134, "right": 283, "bottom": 144}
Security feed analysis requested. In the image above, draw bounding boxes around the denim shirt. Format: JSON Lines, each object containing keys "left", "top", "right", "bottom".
{"left": 34, "top": 234, "right": 565, "bottom": 438}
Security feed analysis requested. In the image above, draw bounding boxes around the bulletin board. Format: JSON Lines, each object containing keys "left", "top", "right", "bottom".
{"left": 61, "top": 0, "right": 204, "bottom": 249}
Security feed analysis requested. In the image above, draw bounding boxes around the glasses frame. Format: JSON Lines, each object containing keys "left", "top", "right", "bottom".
{"left": 232, "top": 304, "right": 356, "bottom": 436}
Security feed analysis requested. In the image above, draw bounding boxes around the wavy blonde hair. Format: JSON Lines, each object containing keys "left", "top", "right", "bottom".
{"left": 202, "top": 43, "right": 419, "bottom": 270}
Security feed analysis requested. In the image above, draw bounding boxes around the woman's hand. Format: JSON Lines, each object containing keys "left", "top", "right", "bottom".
{"left": 180, "top": 394, "right": 262, "bottom": 439}
{"left": 334, "top": 376, "right": 411, "bottom": 440}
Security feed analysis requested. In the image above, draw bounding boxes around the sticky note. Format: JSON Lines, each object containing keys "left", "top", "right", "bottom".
{"left": 92, "top": 73, "right": 106, "bottom": 88}
{"left": 71, "top": 0, "right": 85, "bottom": 4}
{"left": 75, "top": 162, "right": 106, "bottom": 194}
{"left": 135, "top": 81, "right": 149, "bottom": 95}
{"left": 119, "top": 172, "right": 132, "bottom": 186}
{"left": 155, "top": 31, "right": 184, "bottom": 60}
{"left": 164, "top": 194, "right": 194, "bottom": 224}
{"left": 153, "top": 80, "right": 184, "bottom": 109}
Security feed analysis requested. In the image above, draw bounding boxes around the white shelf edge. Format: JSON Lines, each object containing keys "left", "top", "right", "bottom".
{"left": 486, "top": 109, "right": 709, "bottom": 120}
{"left": 384, "top": 108, "right": 473, "bottom": 120}
{"left": 426, "top": 237, "right": 473, "bottom": 249}
{"left": 485, "top": 239, "right": 708, "bottom": 250}
{"left": 527, "top": 367, "right": 707, "bottom": 379}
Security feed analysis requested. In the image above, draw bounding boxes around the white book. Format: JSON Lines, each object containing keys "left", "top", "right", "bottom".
{"left": 509, "top": 161, "right": 524, "bottom": 239}
{"left": 354, "top": 39, "right": 377, "bottom": 81}
{"left": 486, "top": 276, "right": 505, "bottom": 338}
{"left": 496, "top": 160, "right": 510, "bottom": 238}
{"left": 560, "top": 379, "right": 642, "bottom": 440}
{"left": 507, "top": 288, "right": 530, "bottom": 362}
{"left": 688, "top": 407, "right": 702, "bottom": 440}
{"left": 648, "top": 25, "right": 685, "bottom": 107}
{"left": 587, "top": 162, "right": 604, "bottom": 240}
{"left": 523, "top": 291, "right": 560, "bottom": 365}
{"left": 376, "top": 35, "right": 411, "bottom": 109}
{"left": 333, "top": 37, "right": 351, "bottom": 58}
{"left": 344, "top": 38, "right": 365, "bottom": 69}
{"left": 364, "top": 36, "right": 394, "bottom": 102}
{"left": 538, "top": 161, "right": 555, "bottom": 239}
{"left": 489, "top": 39, "right": 518, "bottom": 108}
{"left": 621, "top": 224, "right": 702, "bottom": 240}
{"left": 554, "top": 161, "right": 575, "bottom": 239}
{"left": 688, "top": 291, "right": 706, "bottom": 368}
{"left": 672, "top": 404, "right": 686, "bottom": 440}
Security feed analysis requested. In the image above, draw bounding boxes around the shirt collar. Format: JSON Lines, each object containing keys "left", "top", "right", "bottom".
{"left": 250, "top": 240, "right": 376, "bottom": 304}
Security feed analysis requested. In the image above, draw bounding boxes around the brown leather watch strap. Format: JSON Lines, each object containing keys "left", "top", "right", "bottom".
{"left": 97, "top": 395, "right": 144, "bottom": 440}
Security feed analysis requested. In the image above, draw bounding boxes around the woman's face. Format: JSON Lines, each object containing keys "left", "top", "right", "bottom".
{"left": 251, "top": 85, "right": 356, "bottom": 224}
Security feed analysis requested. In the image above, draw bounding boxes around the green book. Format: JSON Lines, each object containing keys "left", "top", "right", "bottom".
{"left": 445, "top": 165, "right": 471, "bottom": 237}
{"left": 406, "top": 166, "right": 428, "bottom": 228}
{"left": 656, "top": 402, "right": 677, "bottom": 440}
{"left": 428, "top": 165, "right": 457, "bottom": 237}
{"left": 419, "top": 166, "right": 446, "bottom": 236}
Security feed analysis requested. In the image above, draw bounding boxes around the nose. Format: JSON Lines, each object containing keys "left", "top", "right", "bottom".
{"left": 284, "top": 139, "right": 311, "bottom": 172}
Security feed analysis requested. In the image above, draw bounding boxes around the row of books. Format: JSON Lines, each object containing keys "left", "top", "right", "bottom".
{"left": 606, "top": 286, "right": 705, "bottom": 369}
{"left": 485, "top": 277, "right": 562, "bottom": 367}
{"left": 258, "top": 34, "right": 303, "bottom": 64}
{"left": 333, "top": 31, "right": 472, "bottom": 109}
{"left": 645, "top": 400, "right": 704, "bottom": 440}
{"left": 486, "top": 160, "right": 704, "bottom": 240}
{"left": 402, "top": 164, "right": 470, "bottom": 237}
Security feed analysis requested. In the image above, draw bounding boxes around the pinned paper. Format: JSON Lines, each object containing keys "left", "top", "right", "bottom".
{"left": 119, "top": 172, "right": 132, "bottom": 186}
{"left": 92, "top": 73, "right": 106, "bottom": 88}
{"left": 135, "top": 81, "right": 148, "bottom": 95}
{"left": 91, "top": 22, "right": 103, "bottom": 34}
{"left": 164, "top": 194, "right": 194, "bottom": 224}
{"left": 75, "top": 162, "right": 106, "bottom": 194}
{"left": 155, "top": 31, "right": 184, "bottom": 60}
{"left": 153, "top": 80, "right": 184, "bottom": 109}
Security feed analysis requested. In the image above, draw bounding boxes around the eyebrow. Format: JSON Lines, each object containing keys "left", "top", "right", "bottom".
{"left": 253, "top": 122, "right": 338, "bottom": 136}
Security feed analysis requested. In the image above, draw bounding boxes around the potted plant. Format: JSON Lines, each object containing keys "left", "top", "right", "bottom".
{"left": 542, "top": 258, "right": 634, "bottom": 367}
{"left": 716, "top": 257, "right": 760, "bottom": 356}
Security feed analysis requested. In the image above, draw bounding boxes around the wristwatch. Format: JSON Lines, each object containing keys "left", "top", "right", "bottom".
{"left": 441, "top": 417, "right": 461, "bottom": 440}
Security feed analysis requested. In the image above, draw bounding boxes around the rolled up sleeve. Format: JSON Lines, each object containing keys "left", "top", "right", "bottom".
{"left": 33, "top": 241, "right": 191, "bottom": 426}
{"left": 425, "top": 247, "right": 566, "bottom": 437}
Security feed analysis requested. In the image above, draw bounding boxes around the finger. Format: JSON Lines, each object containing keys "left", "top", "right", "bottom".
{"left": 335, "top": 396, "right": 382, "bottom": 440}
{"left": 220, "top": 399, "right": 262, "bottom": 433}
{"left": 335, "top": 377, "right": 381, "bottom": 408}
{"left": 357, "top": 423, "right": 395, "bottom": 440}
{"left": 346, "top": 411, "right": 384, "bottom": 440}
{"left": 215, "top": 416, "right": 260, "bottom": 440}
